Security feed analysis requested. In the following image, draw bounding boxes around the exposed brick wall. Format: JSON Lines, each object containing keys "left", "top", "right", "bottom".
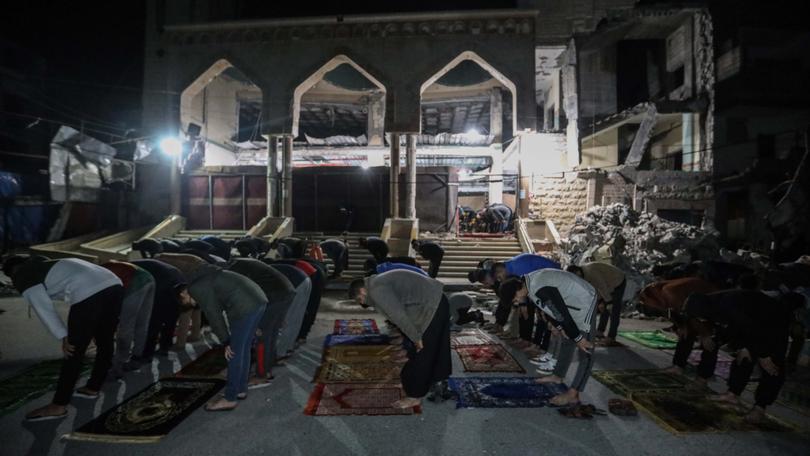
{"left": 529, "top": 174, "right": 589, "bottom": 234}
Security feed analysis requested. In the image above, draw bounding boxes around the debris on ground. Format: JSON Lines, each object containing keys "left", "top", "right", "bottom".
{"left": 564, "top": 203, "right": 720, "bottom": 283}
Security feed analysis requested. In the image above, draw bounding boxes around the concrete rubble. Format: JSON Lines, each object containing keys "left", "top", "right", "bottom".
{"left": 564, "top": 203, "right": 720, "bottom": 283}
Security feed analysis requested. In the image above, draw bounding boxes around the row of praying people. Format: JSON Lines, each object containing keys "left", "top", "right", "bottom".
{"left": 2, "top": 232, "right": 332, "bottom": 420}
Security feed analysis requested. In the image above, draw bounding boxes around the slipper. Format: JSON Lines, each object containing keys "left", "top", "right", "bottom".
{"left": 73, "top": 389, "right": 100, "bottom": 399}
{"left": 205, "top": 404, "right": 237, "bottom": 412}
{"left": 558, "top": 405, "right": 592, "bottom": 419}
{"left": 248, "top": 379, "right": 274, "bottom": 390}
{"left": 25, "top": 411, "right": 68, "bottom": 422}
{"left": 608, "top": 398, "right": 638, "bottom": 416}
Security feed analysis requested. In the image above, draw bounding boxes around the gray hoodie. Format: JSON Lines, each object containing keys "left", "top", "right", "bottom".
{"left": 366, "top": 269, "right": 445, "bottom": 343}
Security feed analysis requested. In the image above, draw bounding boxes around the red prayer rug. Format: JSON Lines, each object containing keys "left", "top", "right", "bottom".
{"left": 304, "top": 383, "right": 421, "bottom": 416}
{"left": 455, "top": 344, "right": 526, "bottom": 373}
{"left": 451, "top": 328, "right": 496, "bottom": 348}
{"left": 333, "top": 319, "right": 380, "bottom": 335}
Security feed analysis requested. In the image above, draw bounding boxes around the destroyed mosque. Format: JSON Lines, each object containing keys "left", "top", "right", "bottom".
{"left": 2, "top": 0, "right": 809, "bottom": 271}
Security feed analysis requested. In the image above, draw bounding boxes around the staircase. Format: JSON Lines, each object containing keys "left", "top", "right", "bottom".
{"left": 293, "top": 232, "right": 379, "bottom": 279}
{"left": 423, "top": 236, "right": 524, "bottom": 280}
{"left": 165, "top": 229, "right": 248, "bottom": 243}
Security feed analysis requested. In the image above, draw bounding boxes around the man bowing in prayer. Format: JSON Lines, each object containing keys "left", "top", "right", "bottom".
{"left": 364, "top": 269, "right": 452, "bottom": 409}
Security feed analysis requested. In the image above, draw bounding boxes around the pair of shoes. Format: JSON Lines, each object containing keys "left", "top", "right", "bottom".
{"left": 536, "top": 353, "right": 555, "bottom": 363}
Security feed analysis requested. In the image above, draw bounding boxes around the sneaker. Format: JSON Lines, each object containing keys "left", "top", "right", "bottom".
{"left": 536, "top": 353, "right": 554, "bottom": 362}
{"left": 535, "top": 367, "right": 553, "bottom": 375}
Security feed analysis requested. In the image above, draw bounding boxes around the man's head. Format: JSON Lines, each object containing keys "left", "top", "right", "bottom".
{"left": 2, "top": 255, "right": 30, "bottom": 281}
{"left": 492, "top": 262, "right": 508, "bottom": 282}
{"left": 176, "top": 286, "right": 196, "bottom": 311}
{"left": 411, "top": 239, "right": 420, "bottom": 250}
{"left": 467, "top": 268, "right": 493, "bottom": 285}
{"left": 498, "top": 277, "right": 528, "bottom": 304}
{"left": 348, "top": 278, "right": 368, "bottom": 306}
{"left": 566, "top": 265, "right": 584, "bottom": 278}
{"left": 132, "top": 238, "right": 163, "bottom": 258}
{"left": 235, "top": 238, "right": 258, "bottom": 258}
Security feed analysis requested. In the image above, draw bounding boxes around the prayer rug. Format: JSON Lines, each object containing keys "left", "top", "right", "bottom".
{"left": 687, "top": 350, "right": 733, "bottom": 380}
{"left": 591, "top": 369, "right": 692, "bottom": 397}
{"left": 776, "top": 374, "right": 810, "bottom": 416}
{"left": 304, "top": 383, "right": 420, "bottom": 416}
{"left": 617, "top": 330, "right": 678, "bottom": 349}
{"left": 451, "top": 328, "right": 495, "bottom": 348}
{"left": 323, "top": 334, "right": 391, "bottom": 348}
{"left": 746, "top": 369, "right": 810, "bottom": 417}
{"left": 314, "top": 361, "right": 402, "bottom": 383}
{"left": 333, "top": 319, "right": 379, "bottom": 335}
{"left": 0, "top": 359, "right": 91, "bottom": 416}
{"left": 448, "top": 377, "right": 568, "bottom": 408}
{"left": 455, "top": 345, "right": 526, "bottom": 373}
{"left": 324, "top": 345, "right": 401, "bottom": 364}
{"left": 174, "top": 348, "right": 227, "bottom": 379}
{"left": 631, "top": 390, "right": 794, "bottom": 434}
{"left": 64, "top": 378, "right": 225, "bottom": 443}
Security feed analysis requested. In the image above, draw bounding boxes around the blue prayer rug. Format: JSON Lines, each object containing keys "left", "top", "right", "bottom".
{"left": 323, "top": 334, "right": 392, "bottom": 348}
{"left": 448, "top": 377, "right": 569, "bottom": 408}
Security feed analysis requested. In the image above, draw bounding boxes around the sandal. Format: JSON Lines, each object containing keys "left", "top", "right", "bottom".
{"left": 608, "top": 398, "right": 638, "bottom": 416}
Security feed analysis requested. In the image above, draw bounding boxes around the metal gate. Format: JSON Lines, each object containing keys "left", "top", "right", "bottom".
{"left": 183, "top": 173, "right": 267, "bottom": 230}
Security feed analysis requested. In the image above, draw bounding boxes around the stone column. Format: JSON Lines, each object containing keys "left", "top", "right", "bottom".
{"left": 169, "top": 155, "right": 181, "bottom": 214}
{"left": 266, "top": 136, "right": 279, "bottom": 216}
{"left": 367, "top": 92, "right": 385, "bottom": 147}
{"left": 389, "top": 133, "right": 401, "bottom": 218}
{"left": 489, "top": 88, "right": 503, "bottom": 143}
{"left": 281, "top": 135, "right": 293, "bottom": 217}
{"left": 405, "top": 134, "right": 417, "bottom": 219}
{"left": 488, "top": 147, "right": 503, "bottom": 205}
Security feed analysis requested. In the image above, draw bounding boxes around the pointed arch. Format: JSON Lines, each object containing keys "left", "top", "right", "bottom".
{"left": 420, "top": 51, "right": 518, "bottom": 135}
{"left": 291, "top": 55, "right": 386, "bottom": 137}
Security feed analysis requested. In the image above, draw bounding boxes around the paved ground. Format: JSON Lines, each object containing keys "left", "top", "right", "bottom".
{"left": 1, "top": 292, "right": 809, "bottom": 456}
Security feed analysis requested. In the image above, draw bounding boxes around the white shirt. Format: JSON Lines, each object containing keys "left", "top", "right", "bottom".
{"left": 21, "top": 258, "right": 122, "bottom": 339}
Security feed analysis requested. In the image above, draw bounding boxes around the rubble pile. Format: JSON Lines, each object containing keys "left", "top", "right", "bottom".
{"left": 565, "top": 204, "right": 720, "bottom": 281}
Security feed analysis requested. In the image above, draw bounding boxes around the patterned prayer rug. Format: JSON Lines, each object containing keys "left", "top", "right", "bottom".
{"left": 0, "top": 359, "right": 92, "bottom": 416}
{"left": 323, "top": 334, "right": 391, "bottom": 348}
{"left": 455, "top": 345, "right": 526, "bottom": 373}
{"left": 591, "top": 369, "right": 692, "bottom": 397}
{"left": 448, "top": 377, "right": 568, "bottom": 408}
{"left": 687, "top": 350, "right": 733, "bottom": 380}
{"left": 631, "top": 390, "right": 794, "bottom": 434}
{"left": 617, "top": 330, "right": 678, "bottom": 349}
{"left": 451, "top": 328, "right": 496, "bottom": 348}
{"left": 174, "top": 348, "right": 227, "bottom": 379}
{"left": 64, "top": 378, "right": 225, "bottom": 443}
{"left": 304, "top": 383, "right": 420, "bottom": 416}
{"left": 314, "top": 361, "right": 403, "bottom": 383}
{"left": 333, "top": 319, "right": 380, "bottom": 335}
{"left": 324, "top": 345, "right": 401, "bottom": 364}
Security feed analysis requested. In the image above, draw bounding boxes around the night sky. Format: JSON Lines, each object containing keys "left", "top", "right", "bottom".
{"left": 0, "top": 0, "right": 516, "bottom": 139}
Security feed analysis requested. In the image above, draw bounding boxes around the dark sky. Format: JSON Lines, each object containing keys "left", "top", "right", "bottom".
{"left": 0, "top": 0, "right": 516, "bottom": 140}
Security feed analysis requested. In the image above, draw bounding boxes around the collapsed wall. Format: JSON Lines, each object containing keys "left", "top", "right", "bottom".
{"left": 564, "top": 203, "right": 720, "bottom": 283}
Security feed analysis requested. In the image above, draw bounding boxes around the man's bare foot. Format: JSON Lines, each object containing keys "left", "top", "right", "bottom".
{"left": 662, "top": 366, "right": 683, "bottom": 375}
{"left": 534, "top": 375, "right": 563, "bottom": 384}
{"left": 550, "top": 389, "right": 580, "bottom": 407}
{"left": 25, "top": 403, "right": 68, "bottom": 421}
{"left": 743, "top": 406, "right": 766, "bottom": 423}
{"left": 709, "top": 391, "right": 741, "bottom": 405}
{"left": 205, "top": 397, "right": 238, "bottom": 411}
{"left": 392, "top": 397, "right": 421, "bottom": 409}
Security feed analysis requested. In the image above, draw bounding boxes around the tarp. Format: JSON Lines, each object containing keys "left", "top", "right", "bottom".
{"left": 49, "top": 126, "right": 128, "bottom": 202}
